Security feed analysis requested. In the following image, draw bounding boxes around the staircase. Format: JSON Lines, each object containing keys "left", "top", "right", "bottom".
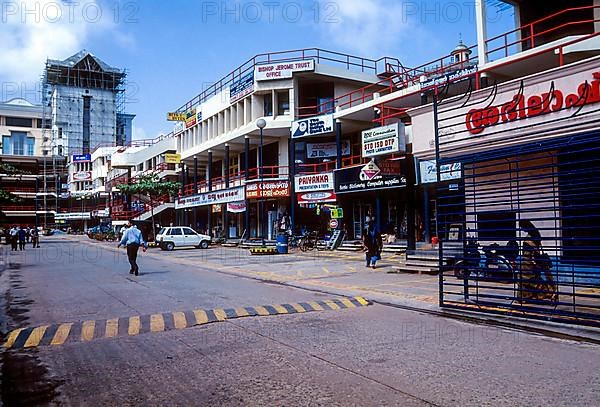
{"left": 392, "top": 250, "right": 439, "bottom": 275}
{"left": 135, "top": 202, "right": 174, "bottom": 221}
{"left": 336, "top": 240, "right": 363, "bottom": 252}
{"left": 325, "top": 230, "right": 345, "bottom": 250}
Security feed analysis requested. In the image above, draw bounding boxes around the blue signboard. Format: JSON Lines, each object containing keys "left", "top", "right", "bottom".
{"left": 230, "top": 72, "right": 254, "bottom": 103}
{"left": 72, "top": 154, "right": 91, "bottom": 162}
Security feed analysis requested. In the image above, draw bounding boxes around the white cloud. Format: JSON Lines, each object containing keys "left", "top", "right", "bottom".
{"left": 0, "top": 0, "right": 132, "bottom": 100}
{"left": 317, "top": 0, "right": 425, "bottom": 58}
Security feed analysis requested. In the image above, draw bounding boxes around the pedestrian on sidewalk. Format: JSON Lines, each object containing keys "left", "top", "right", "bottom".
{"left": 32, "top": 228, "right": 40, "bottom": 248}
{"left": 9, "top": 226, "right": 18, "bottom": 251}
{"left": 17, "top": 227, "right": 26, "bottom": 250}
{"left": 363, "top": 220, "right": 382, "bottom": 269}
{"left": 117, "top": 220, "right": 147, "bottom": 276}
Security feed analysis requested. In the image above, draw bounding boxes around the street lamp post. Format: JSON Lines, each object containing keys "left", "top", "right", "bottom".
{"left": 256, "top": 118, "right": 266, "bottom": 246}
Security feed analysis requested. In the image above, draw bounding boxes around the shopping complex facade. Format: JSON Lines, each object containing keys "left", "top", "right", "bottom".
{"left": 2, "top": 1, "right": 600, "bottom": 324}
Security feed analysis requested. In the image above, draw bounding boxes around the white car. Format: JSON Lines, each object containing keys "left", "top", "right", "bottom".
{"left": 156, "top": 226, "right": 211, "bottom": 251}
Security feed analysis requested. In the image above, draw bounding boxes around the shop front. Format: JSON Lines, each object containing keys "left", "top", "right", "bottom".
{"left": 294, "top": 172, "right": 337, "bottom": 235}
{"left": 331, "top": 122, "right": 412, "bottom": 241}
{"left": 245, "top": 180, "right": 290, "bottom": 240}
{"left": 414, "top": 56, "right": 600, "bottom": 324}
{"left": 334, "top": 158, "right": 408, "bottom": 240}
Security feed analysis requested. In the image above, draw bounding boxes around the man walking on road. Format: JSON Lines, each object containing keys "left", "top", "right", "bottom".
{"left": 17, "top": 227, "right": 26, "bottom": 251}
{"left": 117, "top": 220, "right": 147, "bottom": 276}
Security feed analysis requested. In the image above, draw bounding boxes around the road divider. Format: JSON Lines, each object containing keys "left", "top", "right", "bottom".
{"left": 3, "top": 297, "right": 371, "bottom": 350}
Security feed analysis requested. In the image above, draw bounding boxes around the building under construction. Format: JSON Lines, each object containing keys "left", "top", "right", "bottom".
{"left": 41, "top": 50, "right": 134, "bottom": 157}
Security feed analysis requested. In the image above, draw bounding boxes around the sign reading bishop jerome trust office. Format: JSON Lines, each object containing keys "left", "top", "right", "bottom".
{"left": 334, "top": 159, "right": 406, "bottom": 194}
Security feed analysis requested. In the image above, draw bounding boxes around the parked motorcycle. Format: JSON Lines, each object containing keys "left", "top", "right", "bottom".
{"left": 452, "top": 239, "right": 516, "bottom": 280}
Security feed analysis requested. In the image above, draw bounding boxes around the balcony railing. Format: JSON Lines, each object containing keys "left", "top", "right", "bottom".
{"left": 174, "top": 48, "right": 404, "bottom": 114}
{"left": 297, "top": 5, "right": 600, "bottom": 117}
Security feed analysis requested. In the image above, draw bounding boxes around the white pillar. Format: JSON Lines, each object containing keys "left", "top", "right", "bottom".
{"left": 475, "top": 0, "right": 488, "bottom": 66}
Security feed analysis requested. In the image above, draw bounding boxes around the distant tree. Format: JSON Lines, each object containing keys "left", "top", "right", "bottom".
{"left": 118, "top": 174, "right": 180, "bottom": 239}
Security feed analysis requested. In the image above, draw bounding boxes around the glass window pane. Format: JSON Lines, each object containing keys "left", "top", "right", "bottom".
{"left": 27, "top": 138, "right": 35, "bottom": 155}
{"left": 2, "top": 136, "right": 10, "bottom": 154}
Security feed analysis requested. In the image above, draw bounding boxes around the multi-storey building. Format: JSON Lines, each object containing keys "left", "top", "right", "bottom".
{"left": 0, "top": 98, "right": 44, "bottom": 156}
{"left": 0, "top": 98, "right": 67, "bottom": 227}
{"left": 42, "top": 50, "right": 134, "bottom": 157}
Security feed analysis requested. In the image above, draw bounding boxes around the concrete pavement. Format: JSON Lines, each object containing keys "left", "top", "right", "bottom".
{"left": 1, "top": 236, "right": 600, "bottom": 405}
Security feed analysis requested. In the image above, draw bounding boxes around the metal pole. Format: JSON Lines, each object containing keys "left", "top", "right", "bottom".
{"left": 244, "top": 136, "right": 250, "bottom": 238}
{"left": 433, "top": 91, "right": 444, "bottom": 307}
{"left": 289, "top": 133, "right": 296, "bottom": 234}
{"left": 259, "top": 128, "right": 265, "bottom": 245}
{"left": 224, "top": 144, "right": 230, "bottom": 239}
{"left": 207, "top": 151, "right": 212, "bottom": 236}
{"left": 193, "top": 156, "right": 198, "bottom": 229}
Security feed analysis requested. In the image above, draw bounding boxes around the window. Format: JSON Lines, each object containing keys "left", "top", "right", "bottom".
{"left": 317, "top": 97, "right": 334, "bottom": 114}
{"left": 263, "top": 94, "right": 273, "bottom": 116}
{"left": 58, "top": 128, "right": 63, "bottom": 139}
{"left": 2, "top": 132, "right": 32, "bottom": 155}
{"left": 182, "top": 228, "right": 195, "bottom": 235}
{"left": 2, "top": 135, "right": 9, "bottom": 155}
{"left": 27, "top": 138, "right": 35, "bottom": 156}
{"left": 168, "top": 228, "right": 183, "bottom": 235}
{"left": 5, "top": 116, "right": 33, "bottom": 128}
{"left": 277, "top": 91, "right": 290, "bottom": 116}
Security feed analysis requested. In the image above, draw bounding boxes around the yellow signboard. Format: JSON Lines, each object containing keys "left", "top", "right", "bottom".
{"left": 165, "top": 153, "right": 181, "bottom": 164}
{"left": 167, "top": 112, "right": 186, "bottom": 121}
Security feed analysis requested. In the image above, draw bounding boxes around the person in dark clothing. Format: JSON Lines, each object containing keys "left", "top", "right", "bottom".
{"left": 117, "top": 220, "right": 147, "bottom": 276}
{"left": 362, "top": 221, "right": 383, "bottom": 269}
{"left": 32, "top": 228, "right": 40, "bottom": 248}
{"left": 17, "top": 227, "right": 26, "bottom": 250}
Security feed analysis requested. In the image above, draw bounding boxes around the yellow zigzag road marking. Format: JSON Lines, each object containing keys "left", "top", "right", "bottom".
{"left": 4, "top": 297, "right": 372, "bottom": 350}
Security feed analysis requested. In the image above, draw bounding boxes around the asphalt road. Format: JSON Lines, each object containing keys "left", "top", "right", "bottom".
{"left": 1, "top": 237, "right": 599, "bottom": 406}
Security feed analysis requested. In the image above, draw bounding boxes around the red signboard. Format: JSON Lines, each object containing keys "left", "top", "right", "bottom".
{"left": 246, "top": 180, "right": 290, "bottom": 199}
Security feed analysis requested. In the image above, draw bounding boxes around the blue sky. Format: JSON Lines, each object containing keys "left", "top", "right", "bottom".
{"left": 0, "top": 0, "right": 515, "bottom": 140}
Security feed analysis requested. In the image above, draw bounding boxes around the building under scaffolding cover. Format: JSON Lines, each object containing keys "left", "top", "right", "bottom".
{"left": 42, "top": 50, "right": 134, "bottom": 156}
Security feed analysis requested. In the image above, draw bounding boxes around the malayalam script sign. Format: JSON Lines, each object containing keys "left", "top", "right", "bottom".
{"left": 306, "top": 140, "right": 350, "bottom": 158}
{"left": 334, "top": 160, "right": 406, "bottom": 194}
{"left": 361, "top": 123, "right": 405, "bottom": 158}
{"left": 175, "top": 186, "right": 245, "bottom": 209}
{"left": 292, "top": 114, "right": 334, "bottom": 138}
{"left": 294, "top": 173, "right": 334, "bottom": 192}
{"left": 254, "top": 60, "right": 314, "bottom": 81}
{"left": 246, "top": 181, "right": 290, "bottom": 199}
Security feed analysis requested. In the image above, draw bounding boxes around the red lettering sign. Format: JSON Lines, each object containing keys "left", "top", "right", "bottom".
{"left": 465, "top": 72, "right": 600, "bottom": 135}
